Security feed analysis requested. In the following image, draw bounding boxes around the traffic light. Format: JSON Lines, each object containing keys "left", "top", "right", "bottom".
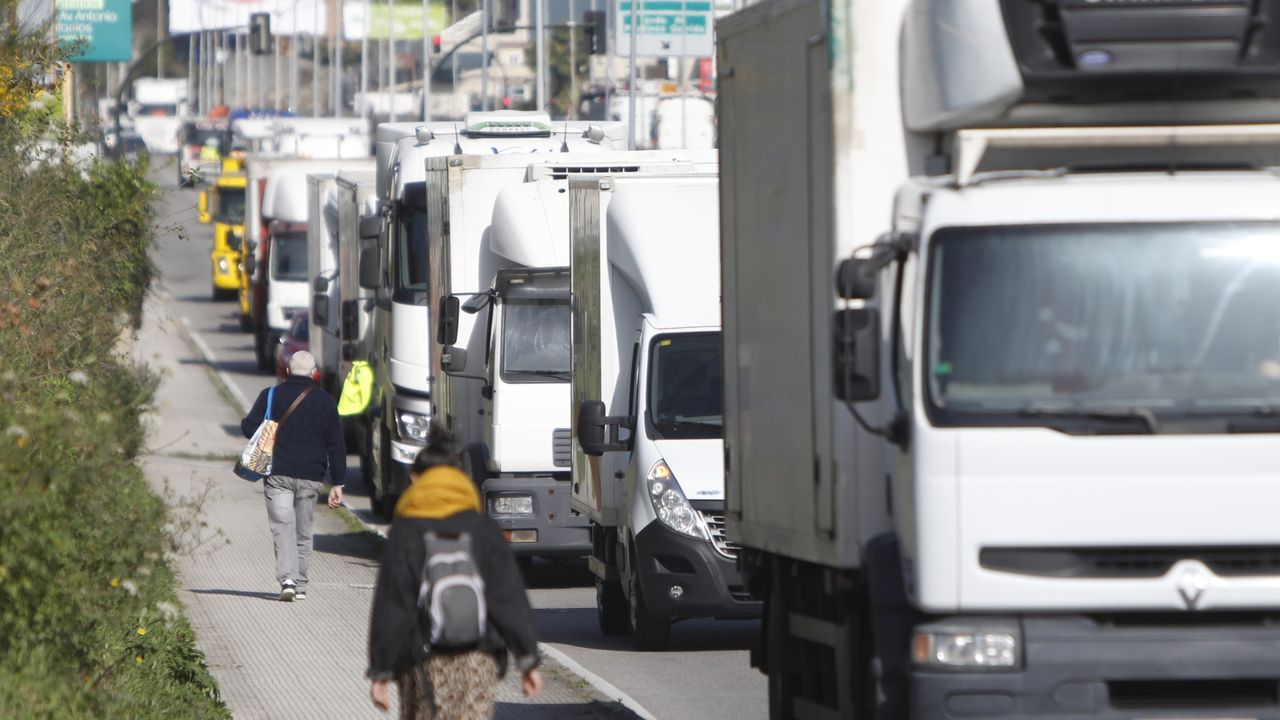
{"left": 432, "top": 34, "right": 442, "bottom": 54}
{"left": 250, "top": 13, "right": 272, "bottom": 56}
{"left": 488, "top": 0, "right": 518, "bottom": 33}
{"left": 584, "top": 10, "right": 607, "bottom": 55}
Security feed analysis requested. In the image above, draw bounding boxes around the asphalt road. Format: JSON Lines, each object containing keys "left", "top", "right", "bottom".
{"left": 148, "top": 162, "right": 767, "bottom": 720}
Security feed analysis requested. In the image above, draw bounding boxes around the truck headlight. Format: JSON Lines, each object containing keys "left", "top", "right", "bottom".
{"left": 912, "top": 621, "right": 1020, "bottom": 670}
{"left": 645, "top": 460, "right": 703, "bottom": 538}
{"left": 492, "top": 495, "right": 534, "bottom": 515}
{"left": 396, "top": 411, "right": 431, "bottom": 442}
{"left": 217, "top": 257, "right": 230, "bottom": 273}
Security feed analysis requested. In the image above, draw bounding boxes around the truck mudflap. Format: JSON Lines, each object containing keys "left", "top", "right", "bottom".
{"left": 912, "top": 613, "right": 1280, "bottom": 719}
{"left": 633, "top": 522, "right": 762, "bottom": 621}
{"left": 482, "top": 475, "right": 589, "bottom": 558}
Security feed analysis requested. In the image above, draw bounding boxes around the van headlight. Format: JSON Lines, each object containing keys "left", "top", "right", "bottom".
{"left": 396, "top": 411, "right": 431, "bottom": 442}
{"left": 645, "top": 460, "right": 703, "bottom": 538}
{"left": 912, "top": 620, "right": 1020, "bottom": 670}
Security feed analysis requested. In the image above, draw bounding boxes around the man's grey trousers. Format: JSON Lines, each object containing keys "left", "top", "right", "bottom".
{"left": 264, "top": 475, "right": 326, "bottom": 588}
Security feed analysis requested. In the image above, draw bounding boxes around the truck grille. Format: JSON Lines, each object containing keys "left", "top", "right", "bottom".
{"left": 701, "top": 512, "right": 739, "bottom": 560}
{"left": 981, "top": 546, "right": 1280, "bottom": 579}
{"left": 551, "top": 428, "right": 571, "bottom": 468}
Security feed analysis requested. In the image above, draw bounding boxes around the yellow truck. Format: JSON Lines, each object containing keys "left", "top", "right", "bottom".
{"left": 198, "top": 159, "right": 248, "bottom": 316}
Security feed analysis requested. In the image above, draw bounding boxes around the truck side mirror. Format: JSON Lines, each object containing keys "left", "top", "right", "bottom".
{"left": 358, "top": 245, "right": 380, "bottom": 289}
{"left": 359, "top": 215, "right": 382, "bottom": 239}
{"left": 227, "top": 231, "right": 242, "bottom": 251}
{"left": 243, "top": 253, "right": 257, "bottom": 277}
{"left": 441, "top": 345, "right": 467, "bottom": 374}
{"left": 577, "top": 400, "right": 608, "bottom": 457}
{"left": 833, "top": 308, "right": 881, "bottom": 402}
{"left": 197, "top": 191, "right": 211, "bottom": 224}
{"left": 313, "top": 276, "right": 330, "bottom": 293}
{"left": 437, "top": 295, "right": 460, "bottom": 346}
{"left": 312, "top": 293, "right": 330, "bottom": 327}
{"left": 836, "top": 257, "right": 878, "bottom": 299}
{"left": 341, "top": 299, "right": 359, "bottom": 340}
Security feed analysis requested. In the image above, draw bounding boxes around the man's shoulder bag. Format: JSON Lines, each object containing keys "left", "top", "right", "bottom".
{"left": 233, "top": 385, "right": 316, "bottom": 482}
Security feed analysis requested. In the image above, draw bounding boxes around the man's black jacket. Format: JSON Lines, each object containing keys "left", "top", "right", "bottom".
{"left": 241, "top": 376, "right": 346, "bottom": 485}
{"left": 367, "top": 510, "right": 541, "bottom": 680}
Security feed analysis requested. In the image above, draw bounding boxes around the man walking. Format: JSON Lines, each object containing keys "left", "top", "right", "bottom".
{"left": 241, "top": 351, "right": 346, "bottom": 601}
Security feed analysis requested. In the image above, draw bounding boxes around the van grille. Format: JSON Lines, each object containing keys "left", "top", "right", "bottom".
{"left": 981, "top": 546, "right": 1280, "bottom": 579}
{"left": 701, "top": 512, "right": 739, "bottom": 560}
{"left": 551, "top": 428, "right": 571, "bottom": 468}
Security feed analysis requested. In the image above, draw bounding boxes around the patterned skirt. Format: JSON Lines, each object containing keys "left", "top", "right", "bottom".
{"left": 398, "top": 650, "right": 500, "bottom": 720}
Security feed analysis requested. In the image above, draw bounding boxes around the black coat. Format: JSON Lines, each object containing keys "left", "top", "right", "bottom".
{"left": 241, "top": 376, "right": 346, "bottom": 485}
{"left": 367, "top": 510, "right": 540, "bottom": 680}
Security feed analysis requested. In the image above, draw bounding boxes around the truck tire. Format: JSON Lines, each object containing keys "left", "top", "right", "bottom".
{"left": 371, "top": 421, "right": 398, "bottom": 520}
{"left": 596, "top": 577, "right": 629, "bottom": 636}
{"left": 254, "top": 326, "right": 272, "bottom": 372}
{"left": 238, "top": 312, "right": 252, "bottom": 332}
{"left": 628, "top": 556, "right": 671, "bottom": 651}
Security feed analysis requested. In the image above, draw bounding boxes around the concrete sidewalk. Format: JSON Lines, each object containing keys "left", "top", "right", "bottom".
{"left": 136, "top": 292, "right": 638, "bottom": 720}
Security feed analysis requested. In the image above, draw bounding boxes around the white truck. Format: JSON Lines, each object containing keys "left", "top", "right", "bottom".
{"left": 308, "top": 165, "right": 375, "bottom": 396}
{"left": 432, "top": 153, "right": 719, "bottom": 563}
{"left": 719, "top": 0, "right": 1280, "bottom": 717}
{"left": 130, "top": 78, "right": 188, "bottom": 155}
{"left": 569, "top": 171, "right": 761, "bottom": 651}
{"left": 255, "top": 159, "right": 373, "bottom": 371}
{"left": 358, "top": 112, "right": 628, "bottom": 517}
{"left": 273, "top": 117, "right": 372, "bottom": 159}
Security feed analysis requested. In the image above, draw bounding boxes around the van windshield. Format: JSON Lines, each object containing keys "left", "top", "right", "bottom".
{"left": 926, "top": 222, "right": 1280, "bottom": 431}
{"left": 648, "top": 332, "right": 722, "bottom": 440}
{"left": 502, "top": 301, "right": 570, "bottom": 382}
{"left": 270, "top": 231, "right": 308, "bottom": 282}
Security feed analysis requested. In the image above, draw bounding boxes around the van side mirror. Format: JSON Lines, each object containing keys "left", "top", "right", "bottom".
{"left": 358, "top": 245, "right": 380, "bottom": 289}
{"left": 441, "top": 345, "right": 467, "bottom": 374}
{"left": 312, "top": 293, "right": 330, "bottom": 327}
{"left": 197, "top": 191, "right": 211, "bottom": 224}
{"left": 576, "top": 400, "right": 630, "bottom": 456}
{"left": 359, "top": 215, "right": 382, "bottom": 239}
{"left": 437, "top": 295, "right": 460, "bottom": 346}
{"left": 833, "top": 308, "right": 880, "bottom": 402}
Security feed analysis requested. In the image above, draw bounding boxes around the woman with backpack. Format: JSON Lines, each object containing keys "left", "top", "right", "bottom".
{"left": 367, "top": 427, "right": 544, "bottom": 718}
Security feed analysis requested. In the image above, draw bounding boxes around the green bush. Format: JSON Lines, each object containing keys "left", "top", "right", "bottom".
{"left": 0, "top": 110, "right": 229, "bottom": 718}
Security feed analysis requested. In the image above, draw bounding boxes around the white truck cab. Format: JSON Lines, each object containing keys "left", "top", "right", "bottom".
{"left": 718, "top": 0, "right": 1280, "bottom": 716}
{"left": 570, "top": 172, "right": 759, "bottom": 651}
{"left": 360, "top": 112, "right": 628, "bottom": 517}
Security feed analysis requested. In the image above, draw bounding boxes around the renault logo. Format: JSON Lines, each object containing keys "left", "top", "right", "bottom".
{"left": 1176, "top": 569, "right": 1210, "bottom": 610}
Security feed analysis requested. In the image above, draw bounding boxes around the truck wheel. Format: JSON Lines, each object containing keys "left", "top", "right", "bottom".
{"left": 238, "top": 312, "right": 252, "bottom": 332}
{"left": 372, "top": 421, "right": 398, "bottom": 520}
{"left": 628, "top": 560, "right": 671, "bottom": 651}
{"left": 596, "top": 577, "right": 629, "bottom": 636}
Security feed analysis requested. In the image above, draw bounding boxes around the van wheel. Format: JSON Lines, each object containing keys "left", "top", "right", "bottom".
{"left": 628, "top": 556, "right": 671, "bottom": 651}
{"left": 596, "top": 577, "right": 629, "bottom": 636}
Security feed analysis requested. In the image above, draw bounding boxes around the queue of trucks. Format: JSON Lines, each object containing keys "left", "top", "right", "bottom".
{"left": 187, "top": 0, "right": 1280, "bottom": 713}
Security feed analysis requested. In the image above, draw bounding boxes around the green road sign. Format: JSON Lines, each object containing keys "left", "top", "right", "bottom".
{"left": 616, "top": 0, "right": 713, "bottom": 57}
{"left": 57, "top": 0, "right": 132, "bottom": 63}
{"left": 343, "top": 1, "right": 448, "bottom": 41}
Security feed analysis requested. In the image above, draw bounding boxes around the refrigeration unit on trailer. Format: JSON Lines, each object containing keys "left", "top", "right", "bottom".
{"left": 433, "top": 153, "right": 718, "bottom": 560}
{"left": 718, "top": 0, "right": 1280, "bottom": 717}
{"left": 359, "top": 111, "right": 627, "bottom": 518}
{"left": 569, "top": 173, "right": 759, "bottom": 652}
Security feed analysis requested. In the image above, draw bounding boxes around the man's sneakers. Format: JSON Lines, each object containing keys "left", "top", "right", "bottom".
{"left": 295, "top": 589, "right": 307, "bottom": 600}
{"left": 279, "top": 581, "right": 297, "bottom": 602}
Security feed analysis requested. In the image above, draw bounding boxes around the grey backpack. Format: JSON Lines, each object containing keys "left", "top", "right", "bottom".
{"left": 417, "top": 532, "right": 487, "bottom": 650}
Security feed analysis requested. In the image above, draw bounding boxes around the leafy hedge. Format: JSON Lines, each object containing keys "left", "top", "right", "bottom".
{"left": 0, "top": 125, "right": 229, "bottom": 715}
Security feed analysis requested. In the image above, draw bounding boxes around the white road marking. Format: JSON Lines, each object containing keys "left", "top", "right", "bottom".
{"left": 180, "top": 316, "right": 251, "bottom": 413}
{"left": 538, "top": 643, "right": 658, "bottom": 720}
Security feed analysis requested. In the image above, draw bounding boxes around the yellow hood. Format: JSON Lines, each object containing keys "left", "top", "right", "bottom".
{"left": 394, "top": 466, "right": 482, "bottom": 519}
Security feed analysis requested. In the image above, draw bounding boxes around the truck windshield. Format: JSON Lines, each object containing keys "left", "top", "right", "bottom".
{"left": 502, "top": 301, "right": 570, "bottom": 382}
{"left": 397, "top": 206, "right": 429, "bottom": 292}
{"left": 648, "top": 332, "right": 722, "bottom": 440}
{"left": 214, "top": 187, "right": 245, "bottom": 225}
{"left": 926, "top": 222, "right": 1280, "bottom": 431}
{"left": 184, "top": 127, "right": 221, "bottom": 146}
{"left": 270, "top": 231, "right": 308, "bottom": 282}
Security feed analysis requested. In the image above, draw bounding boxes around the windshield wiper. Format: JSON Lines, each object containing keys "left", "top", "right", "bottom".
{"left": 659, "top": 420, "right": 723, "bottom": 430}
{"left": 517, "top": 370, "right": 571, "bottom": 381}
{"left": 1015, "top": 406, "right": 1159, "bottom": 434}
